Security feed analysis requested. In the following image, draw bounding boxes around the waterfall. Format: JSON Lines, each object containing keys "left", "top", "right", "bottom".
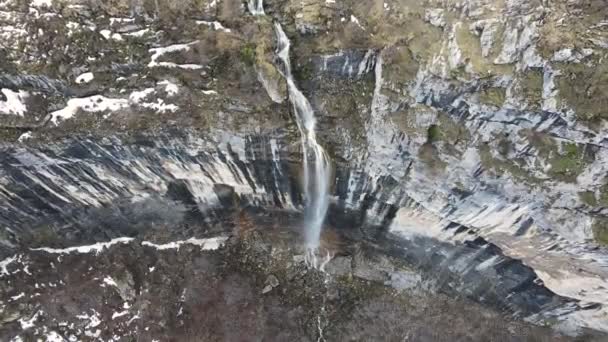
{"left": 274, "top": 23, "right": 331, "bottom": 253}
{"left": 247, "top": 0, "right": 265, "bottom": 15}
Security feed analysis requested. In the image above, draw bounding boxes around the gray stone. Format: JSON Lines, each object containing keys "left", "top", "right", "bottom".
{"left": 265, "top": 274, "right": 279, "bottom": 288}
{"left": 324, "top": 256, "right": 352, "bottom": 277}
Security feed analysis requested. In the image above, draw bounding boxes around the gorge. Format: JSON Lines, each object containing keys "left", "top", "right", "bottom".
{"left": 1, "top": 0, "right": 608, "bottom": 340}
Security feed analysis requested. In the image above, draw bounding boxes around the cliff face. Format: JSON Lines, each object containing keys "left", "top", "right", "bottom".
{"left": 1, "top": 0, "right": 608, "bottom": 338}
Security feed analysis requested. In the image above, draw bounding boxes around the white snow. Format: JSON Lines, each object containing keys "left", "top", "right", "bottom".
{"left": 31, "top": 0, "right": 52, "bottom": 8}
{"left": 158, "top": 80, "right": 179, "bottom": 96}
{"left": 0, "top": 254, "right": 17, "bottom": 276}
{"left": 99, "top": 29, "right": 122, "bottom": 41}
{"left": 102, "top": 276, "right": 118, "bottom": 288}
{"left": 125, "top": 28, "right": 150, "bottom": 37}
{"left": 196, "top": 20, "right": 231, "bottom": 32}
{"left": 0, "top": 89, "right": 28, "bottom": 116}
{"left": 142, "top": 236, "right": 228, "bottom": 251}
{"left": 109, "top": 18, "right": 135, "bottom": 25}
{"left": 45, "top": 331, "right": 65, "bottom": 342}
{"left": 18, "top": 131, "right": 32, "bottom": 142}
{"left": 19, "top": 310, "right": 41, "bottom": 330}
{"left": 129, "top": 88, "right": 155, "bottom": 103}
{"left": 99, "top": 29, "right": 112, "bottom": 39}
{"left": 75, "top": 72, "right": 94, "bottom": 84}
{"left": 50, "top": 95, "right": 129, "bottom": 124}
{"left": 10, "top": 292, "right": 25, "bottom": 301}
{"left": 31, "top": 237, "right": 134, "bottom": 254}
{"left": 112, "top": 310, "right": 129, "bottom": 320}
{"left": 148, "top": 41, "right": 202, "bottom": 69}
{"left": 350, "top": 15, "right": 365, "bottom": 30}
{"left": 129, "top": 88, "right": 179, "bottom": 113}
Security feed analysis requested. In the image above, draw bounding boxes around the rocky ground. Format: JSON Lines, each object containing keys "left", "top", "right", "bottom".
{"left": 1, "top": 210, "right": 595, "bottom": 341}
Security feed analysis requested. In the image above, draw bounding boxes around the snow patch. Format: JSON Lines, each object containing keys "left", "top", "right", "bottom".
{"left": 148, "top": 41, "right": 202, "bottom": 69}
{"left": 50, "top": 96, "right": 129, "bottom": 124}
{"left": 158, "top": 80, "right": 179, "bottom": 97}
{"left": 31, "top": 0, "right": 52, "bottom": 8}
{"left": 18, "top": 131, "right": 32, "bottom": 142}
{"left": 196, "top": 20, "right": 231, "bottom": 32}
{"left": 19, "top": 310, "right": 42, "bottom": 330}
{"left": 31, "top": 237, "right": 134, "bottom": 254}
{"left": 1, "top": 254, "right": 17, "bottom": 276}
{"left": 125, "top": 28, "right": 150, "bottom": 37}
{"left": 142, "top": 236, "right": 228, "bottom": 251}
{"left": 75, "top": 72, "right": 94, "bottom": 84}
{"left": 0, "top": 89, "right": 28, "bottom": 116}
{"left": 102, "top": 276, "right": 118, "bottom": 288}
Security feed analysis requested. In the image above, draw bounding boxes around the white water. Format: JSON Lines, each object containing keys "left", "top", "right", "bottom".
{"left": 247, "top": 0, "right": 265, "bottom": 15}
{"left": 274, "top": 23, "right": 331, "bottom": 253}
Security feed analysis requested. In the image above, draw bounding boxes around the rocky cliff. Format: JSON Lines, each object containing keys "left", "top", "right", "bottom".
{"left": 1, "top": 0, "right": 608, "bottom": 340}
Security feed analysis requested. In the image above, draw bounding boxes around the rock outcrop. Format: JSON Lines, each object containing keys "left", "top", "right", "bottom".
{"left": 1, "top": 0, "right": 608, "bottom": 339}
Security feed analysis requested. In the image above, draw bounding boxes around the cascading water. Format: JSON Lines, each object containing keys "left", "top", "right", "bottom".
{"left": 247, "top": 0, "right": 265, "bottom": 15}
{"left": 273, "top": 23, "right": 332, "bottom": 262}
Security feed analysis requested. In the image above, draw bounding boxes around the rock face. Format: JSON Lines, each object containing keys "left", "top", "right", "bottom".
{"left": 1, "top": 0, "right": 608, "bottom": 339}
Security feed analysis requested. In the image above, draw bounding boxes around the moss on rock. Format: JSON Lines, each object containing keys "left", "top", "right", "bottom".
{"left": 479, "top": 87, "right": 506, "bottom": 107}
{"left": 557, "top": 58, "right": 608, "bottom": 125}
{"left": 592, "top": 218, "right": 608, "bottom": 246}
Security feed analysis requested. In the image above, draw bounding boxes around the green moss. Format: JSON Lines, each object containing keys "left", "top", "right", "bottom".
{"left": 521, "top": 130, "right": 592, "bottom": 183}
{"left": 547, "top": 142, "right": 589, "bottom": 182}
{"left": 519, "top": 68, "right": 544, "bottom": 108}
{"left": 557, "top": 58, "right": 608, "bottom": 125}
{"left": 579, "top": 191, "right": 598, "bottom": 207}
{"left": 240, "top": 44, "right": 256, "bottom": 66}
{"left": 478, "top": 143, "right": 542, "bottom": 184}
{"left": 454, "top": 22, "right": 513, "bottom": 77}
{"left": 592, "top": 218, "right": 608, "bottom": 246}
{"left": 293, "top": 61, "right": 315, "bottom": 82}
{"left": 479, "top": 87, "right": 506, "bottom": 107}
{"left": 427, "top": 125, "right": 440, "bottom": 142}
{"left": 383, "top": 46, "right": 419, "bottom": 85}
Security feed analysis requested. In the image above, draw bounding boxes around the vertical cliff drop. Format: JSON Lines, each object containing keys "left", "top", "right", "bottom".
{"left": 274, "top": 23, "right": 332, "bottom": 265}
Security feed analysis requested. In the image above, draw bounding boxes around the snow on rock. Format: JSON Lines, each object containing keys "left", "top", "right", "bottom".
{"left": 18, "top": 131, "right": 32, "bottom": 142}
{"left": 1, "top": 254, "right": 18, "bottom": 276}
{"left": 112, "top": 311, "right": 129, "bottom": 320}
{"left": 31, "top": 237, "right": 134, "bottom": 255}
{"left": 142, "top": 236, "right": 228, "bottom": 251}
{"left": 0, "top": 89, "right": 28, "bottom": 116}
{"left": 44, "top": 331, "right": 66, "bottom": 342}
{"left": 129, "top": 88, "right": 178, "bottom": 113}
{"left": 31, "top": 0, "right": 52, "bottom": 8}
{"left": 102, "top": 276, "right": 118, "bottom": 288}
{"left": 50, "top": 96, "right": 129, "bottom": 124}
{"left": 158, "top": 80, "right": 179, "bottom": 97}
{"left": 128, "top": 88, "right": 155, "bottom": 103}
{"left": 148, "top": 41, "right": 203, "bottom": 70}
{"left": 125, "top": 28, "right": 150, "bottom": 37}
{"left": 19, "top": 310, "right": 42, "bottom": 330}
{"left": 75, "top": 72, "right": 94, "bottom": 84}
{"left": 196, "top": 20, "right": 231, "bottom": 32}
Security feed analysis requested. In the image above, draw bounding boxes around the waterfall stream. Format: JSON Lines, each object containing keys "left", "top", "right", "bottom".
{"left": 274, "top": 23, "right": 331, "bottom": 258}
{"left": 247, "top": 0, "right": 265, "bottom": 15}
